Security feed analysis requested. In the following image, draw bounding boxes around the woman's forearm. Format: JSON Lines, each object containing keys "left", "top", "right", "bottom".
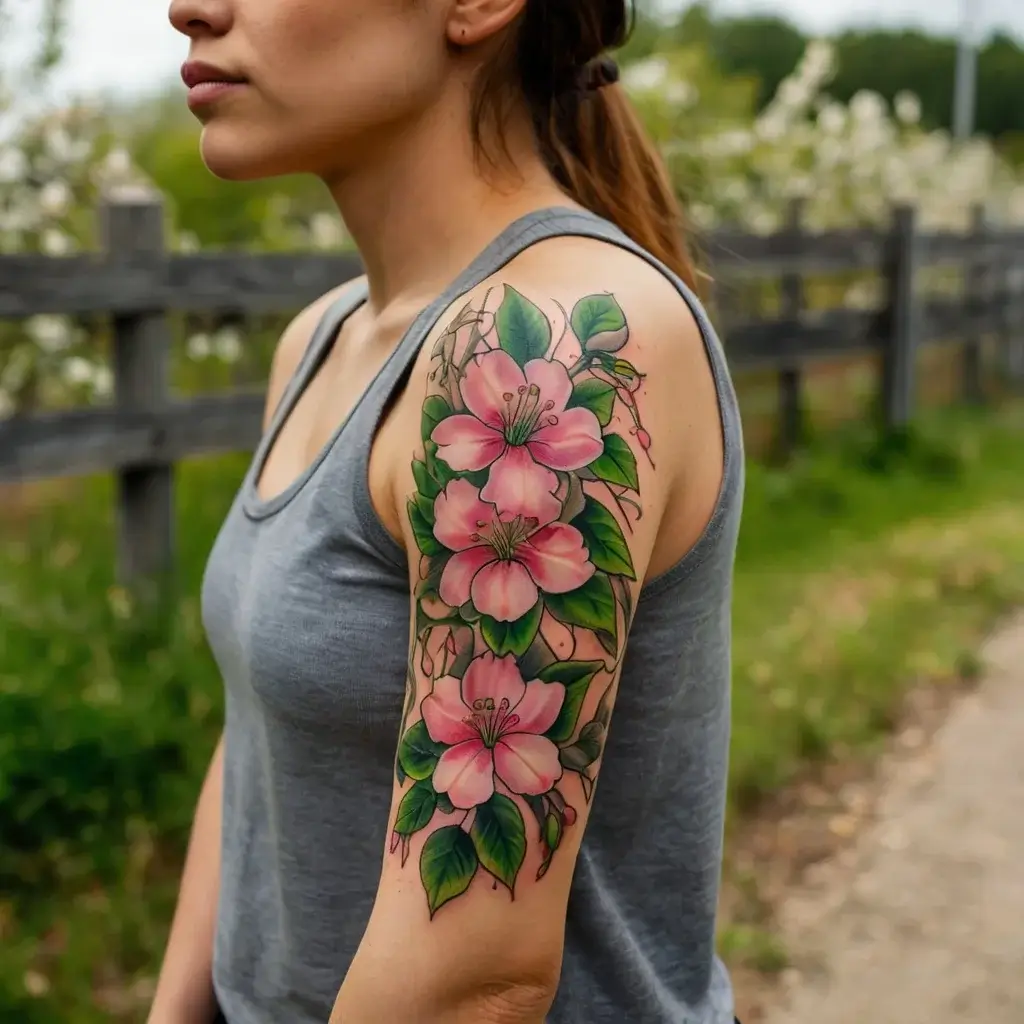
{"left": 148, "top": 736, "right": 224, "bottom": 1024}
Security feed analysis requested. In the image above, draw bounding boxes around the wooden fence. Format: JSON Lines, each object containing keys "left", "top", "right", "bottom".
{"left": 1, "top": 191, "right": 1022, "bottom": 585}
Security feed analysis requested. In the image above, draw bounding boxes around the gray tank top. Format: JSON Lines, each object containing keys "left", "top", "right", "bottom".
{"left": 201, "top": 207, "right": 742, "bottom": 1024}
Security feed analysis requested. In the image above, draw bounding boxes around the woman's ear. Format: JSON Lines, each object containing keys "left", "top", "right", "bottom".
{"left": 445, "top": 0, "right": 527, "bottom": 48}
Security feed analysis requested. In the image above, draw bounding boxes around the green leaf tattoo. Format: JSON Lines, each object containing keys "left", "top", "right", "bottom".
{"left": 421, "top": 395, "right": 452, "bottom": 440}
{"left": 479, "top": 602, "right": 543, "bottom": 658}
{"left": 570, "top": 293, "right": 629, "bottom": 354}
{"left": 397, "top": 719, "right": 446, "bottom": 782}
{"left": 412, "top": 458, "right": 440, "bottom": 500}
{"left": 470, "top": 793, "right": 528, "bottom": 893}
{"left": 544, "top": 573, "right": 618, "bottom": 653}
{"left": 396, "top": 284, "right": 652, "bottom": 917}
{"left": 567, "top": 378, "right": 616, "bottom": 427}
{"left": 407, "top": 498, "right": 443, "bottom": 556}
{"left": 588, "top": 434, "right": 640, "bottom": 491}
{"left": 395, "top": 780, "right": 437, "bottom": 836}
{"left": 495, "top": 284, "right": 551, "bottom": 367}
{"left": 537, "top": 660, "right": 604, "bottom": 744}
{"left": 420, "top": 826, "right": 479, "bottom": 918}
{"left": 571, "top": 496, "right": 636, "bottom": 580}
{"left": 558, "top": 721, "right": 606, "bottom": 773}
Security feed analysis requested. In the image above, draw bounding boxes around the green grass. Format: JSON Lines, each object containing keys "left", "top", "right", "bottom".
{"left": 1, "top": 403, "right": 1022, "bottom": 1020}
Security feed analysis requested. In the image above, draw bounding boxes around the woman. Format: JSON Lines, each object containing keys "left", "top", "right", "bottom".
{"left": 154, "top": 1, "right": 743, "bottom": 1022}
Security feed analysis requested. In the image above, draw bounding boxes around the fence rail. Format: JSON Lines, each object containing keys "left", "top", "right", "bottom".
{"left": 1, "top": 192, "right": 1022, "bottom": 584}
{"left": 4, "top": 228, "right": 1024, "bottom": 320}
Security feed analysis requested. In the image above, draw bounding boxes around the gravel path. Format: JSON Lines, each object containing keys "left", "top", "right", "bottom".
{"left": 765, "top": 612, "right": 1024, "bottom": 1024}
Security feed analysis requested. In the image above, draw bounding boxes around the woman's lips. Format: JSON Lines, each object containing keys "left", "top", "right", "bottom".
{"left": 186, "top": 80, "right": 247, "bottom": 111}
{"left": 181, "top": 61, "right": 248, "bottom": 111}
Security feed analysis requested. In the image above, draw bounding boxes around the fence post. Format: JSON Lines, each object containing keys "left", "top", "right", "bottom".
{"left": 880, "top": 204, "right": 920, "bottom": 431}
{"left": 99, "top": 189, "right": 175, "bottom": 592}
{"left": 775, "top": 198, "right": 806, "bottom": 460}
{"left": 1007, "top": 264, "right": 1024, "bottom": 393}
{"left": 962, "top": 203, "right": 987, "bottom": 404}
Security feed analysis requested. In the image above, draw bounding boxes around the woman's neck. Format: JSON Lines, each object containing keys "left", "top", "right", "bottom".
{"left": 323, "top": 99, "right": 570, "bottom": 315}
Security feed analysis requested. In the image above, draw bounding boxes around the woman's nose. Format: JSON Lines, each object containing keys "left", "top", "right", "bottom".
{"left": 169, "top": 0, "right": 233, "bottom": 39}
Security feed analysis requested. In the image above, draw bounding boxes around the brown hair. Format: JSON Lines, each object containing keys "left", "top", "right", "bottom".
{"left": 471, "top": 0, "right": 699, "bottom": 293}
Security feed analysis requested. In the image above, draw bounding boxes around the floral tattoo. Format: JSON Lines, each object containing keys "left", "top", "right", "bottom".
{"left": 394, "top": 284, "right": 652, "bottom": 918}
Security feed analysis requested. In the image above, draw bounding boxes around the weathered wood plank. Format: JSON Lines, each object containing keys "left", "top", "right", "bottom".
{"left": 776, "top": 199, "right": 807, "bottom": 458}
{"left": 724, "top": 309, "right": 882, "bottom": 368}
{"left": 0, "top": 317, "right": 997, "bottom": 484}
{"left": 101, "top": 195, "right": 177, "bottom": 585}
{"left": 0, "top": 230, "right": 898, "bottom": 321}
{"left": 881, "top": 206, "right": 920, "bottom": 429}
{"left": 920, "top": 296, "right": 1008, "bottom": 338}
{"left": 920, "top": 229, "right": 1024, "bottom": 266}
{"left": 0, "top": 391, "right": 265, "bottom": 483}
{"left": 3, "top": 227, "right": 1021, "bottom": 319}
{"left": 962, "top": 206, "right": 987, "bottom": 403}
{"left": 0, "top": 251, "right": 365, "bottom": 317}
{"left": 164, "top": 252, "right": 365, "bottom": 312}
{"left": 705, "top": 227, "right": 884, "bottom": 273}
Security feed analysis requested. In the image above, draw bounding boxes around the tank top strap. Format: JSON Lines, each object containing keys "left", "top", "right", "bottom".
{"left": 249, "top": 280, "right": 370, "bottom": 490}
{"left": 267, "top": 281, "right": 371, "bottom": 439}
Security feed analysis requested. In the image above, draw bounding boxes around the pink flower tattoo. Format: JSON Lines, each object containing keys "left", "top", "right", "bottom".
{"left": 431, "top": 350, "right": 604, "bottom": 523}
{"left": 433, "top": 478, "right": 595, "bottom": 622}
{"left": 421, "top": 652, "right": 565, "bottom": 810}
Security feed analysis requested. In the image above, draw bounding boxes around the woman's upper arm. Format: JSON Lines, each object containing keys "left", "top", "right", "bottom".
{"left": 336, "top": 260, "right": 718, "bottom": 1023}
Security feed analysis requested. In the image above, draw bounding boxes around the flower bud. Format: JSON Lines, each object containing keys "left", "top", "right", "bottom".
{"left": 543, "top": 811, "right": 563, "bottom": 851}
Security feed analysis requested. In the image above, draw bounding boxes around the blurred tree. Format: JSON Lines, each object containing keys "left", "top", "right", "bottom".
{"left": 827, "top": 30, "right": 958, "bottom": 130}
{"left": 0, "top": 0, "right": 67, "bottom": 79}
{"left": 975, "top": 32, "right": 1024, "bottom": 143}
{"left": 665, "top": 3, "right": 1024, "bottom": 140}
{"left": 828, "top": 29, "right": 1024, "bottom": 139}
{"left": 707, "top": 14, "right": 807, "bottom": 111}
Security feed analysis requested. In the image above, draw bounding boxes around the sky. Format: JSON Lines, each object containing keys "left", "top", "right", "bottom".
{"left": 6, "top": 0, "right": 1022, "bottom": 106}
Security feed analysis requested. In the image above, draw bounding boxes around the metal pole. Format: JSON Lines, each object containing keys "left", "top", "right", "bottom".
{"left": 952, "top": 0, "right": 979, "bottom": 140}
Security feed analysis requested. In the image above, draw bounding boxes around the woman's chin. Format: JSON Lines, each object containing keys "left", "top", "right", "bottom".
{"left": 199, "top": 126, "right": 292, "bottom": 182}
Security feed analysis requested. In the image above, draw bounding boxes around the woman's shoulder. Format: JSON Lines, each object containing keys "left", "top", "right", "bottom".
{"left": 426, "top": 229, "right": 723, "bottom": 510}
{"left": 474, "top": 229, "right": 709, "bottom": 378}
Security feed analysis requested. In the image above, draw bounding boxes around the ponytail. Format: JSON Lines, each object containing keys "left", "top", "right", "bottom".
{"left": 470, "top": 0, "right": 700, "bottom": 294}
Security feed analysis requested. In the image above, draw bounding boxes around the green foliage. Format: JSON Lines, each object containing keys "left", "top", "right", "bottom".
{"left": 626, "top": 40, "right": 760, "bottom": 149}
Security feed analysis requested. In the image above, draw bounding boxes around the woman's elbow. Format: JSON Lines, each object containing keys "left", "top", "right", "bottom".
{"left": 449, "top": 972, "right": 559, "bottom": 1024}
